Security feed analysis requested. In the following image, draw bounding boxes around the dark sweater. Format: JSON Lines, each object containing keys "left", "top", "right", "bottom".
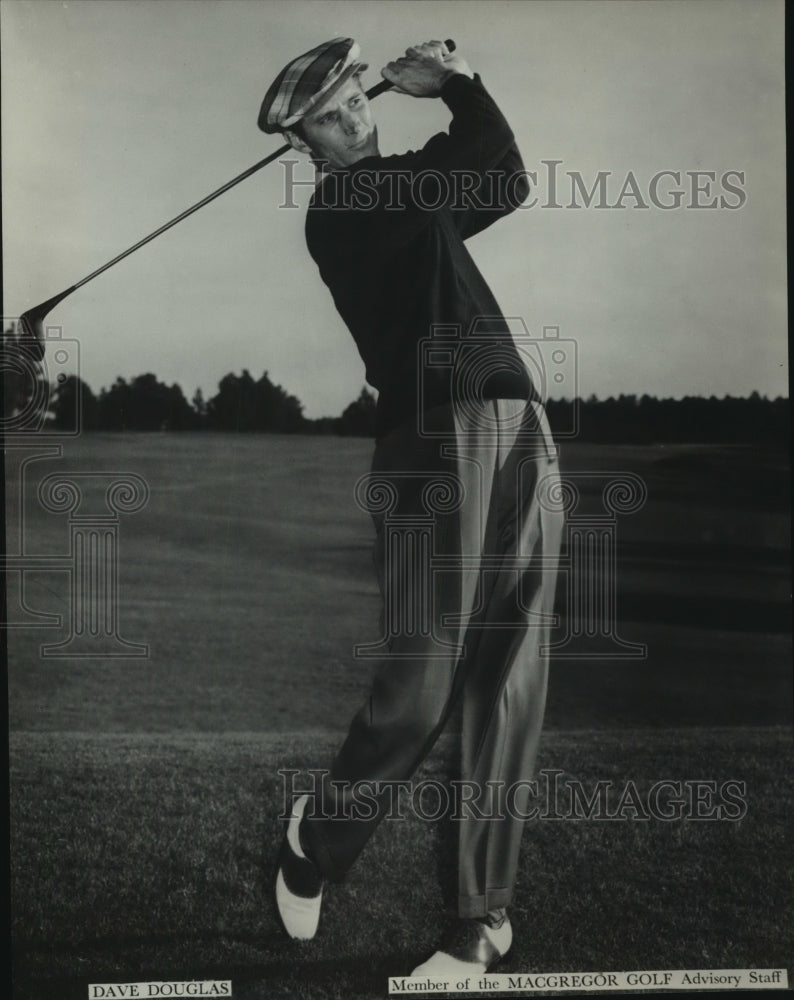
{"left": 305, "top": 72, "right": 537, "bottom": 440}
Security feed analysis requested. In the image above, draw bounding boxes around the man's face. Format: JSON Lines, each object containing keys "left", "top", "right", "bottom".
{"left": 292, "top": 75, "right": 379, "bottom": 169}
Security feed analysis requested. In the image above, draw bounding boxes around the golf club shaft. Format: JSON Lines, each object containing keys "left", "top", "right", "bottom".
{"left": 20, "top": 40, "right": 455, "bottom": 332}
{"left": 70, "top": 144, "right": 292, "bottom": 294}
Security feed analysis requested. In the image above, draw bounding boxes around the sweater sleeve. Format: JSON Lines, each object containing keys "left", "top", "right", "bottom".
{"left": 309, "top": 74, "right": 527, "bottom": 251}
{"left": 447, "top": 138, "right": 530, "bottom": 240}
{"left": 375, "top": 74, "right": 528, "bottom": 240}
{"left": 304, "top": 73, "right": 528, "bottom": 351}
{"left": 420, "top": 74, "right": 529, "bottom": 239}
{"left": 409, "top": 72, "right": 518, "bottom": 176}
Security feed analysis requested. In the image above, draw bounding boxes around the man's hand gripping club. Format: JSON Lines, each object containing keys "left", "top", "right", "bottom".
{"left": 381, "top": 40, "right": 474, "bottom": 97}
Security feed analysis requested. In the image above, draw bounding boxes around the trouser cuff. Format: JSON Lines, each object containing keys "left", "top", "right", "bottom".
{"left": 299, "top": 817, "right": 348, "bottom": 884}
{"left": 458, "top": 887, "right": 512, "bottom": 919}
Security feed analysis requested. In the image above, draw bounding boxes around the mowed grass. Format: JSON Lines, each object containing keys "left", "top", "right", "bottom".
{"left": 5, "top": 434, "right": 792, "bottom": 732}
{"left": 10, "top": 728, "right": 793, "bottom": 1000}
{"left": 5, "top": 433, "right": 792, "bottom": 997}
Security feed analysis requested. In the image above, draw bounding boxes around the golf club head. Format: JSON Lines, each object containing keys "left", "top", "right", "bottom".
{"left": 18, "top": 288, "right": 75, "bottom": 362}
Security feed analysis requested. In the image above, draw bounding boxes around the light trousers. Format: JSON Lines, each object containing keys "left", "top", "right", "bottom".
{"left": 302, "top": 398, "right": 564, "bottom": 917}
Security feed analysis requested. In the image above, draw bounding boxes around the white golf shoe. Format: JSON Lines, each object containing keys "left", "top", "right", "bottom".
{"left": 411, "top": 912, "right": 512, "bottom": 976}
{"left": 275, "top": 794, "right": 324, "bottom": 940}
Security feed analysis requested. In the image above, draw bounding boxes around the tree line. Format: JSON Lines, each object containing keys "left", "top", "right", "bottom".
{"left": 543, "top": 393, "right": 789, "bottom": 446}
{"left": 1, "top": 323, "right": 788, "bottom": 444}
{"left": 52, "top": 370, "right": 378, "bottom": 436}
{"left": 1, "top": 323, "right": 378, "bottom": 436}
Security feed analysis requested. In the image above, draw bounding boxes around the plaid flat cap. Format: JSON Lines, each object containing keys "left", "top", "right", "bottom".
{"left": 258, "top": 37, "right": 368, "bottom": 134}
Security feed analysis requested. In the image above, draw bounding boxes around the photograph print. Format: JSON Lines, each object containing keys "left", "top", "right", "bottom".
{"left": 2, "top": 1, "right": 790, "bottom": 998}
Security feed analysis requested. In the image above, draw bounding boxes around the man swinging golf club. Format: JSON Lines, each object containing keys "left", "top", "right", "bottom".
{"left": 260, "top": 37, "right": 564, "bottom": 976}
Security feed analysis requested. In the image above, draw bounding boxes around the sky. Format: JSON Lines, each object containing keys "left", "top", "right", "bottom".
{"left": 2, "top": 0, "right": 787, "bottom": 418}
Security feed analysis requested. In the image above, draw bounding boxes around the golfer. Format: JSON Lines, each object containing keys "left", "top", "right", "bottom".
{"left": 259, "top": 37, "right": 564, "bottom": 976}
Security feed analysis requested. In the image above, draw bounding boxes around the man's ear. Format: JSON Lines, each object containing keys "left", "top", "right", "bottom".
{"left": 283, "top": 128, "right": 313, "bottom": 156}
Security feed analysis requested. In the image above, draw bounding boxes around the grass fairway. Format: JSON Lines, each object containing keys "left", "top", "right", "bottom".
{"left": 10, "top": 728, "right": 793, "bottom": 999}
{"left": 5, "top": 433, "right": 792, "bottom": 997}
{"left": 6, "top": 434, "right": 791, "bottom": 732}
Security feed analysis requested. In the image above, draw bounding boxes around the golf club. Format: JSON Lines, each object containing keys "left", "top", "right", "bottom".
{"left": 17, "top": 40, "right": 456, "bottom": 359}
